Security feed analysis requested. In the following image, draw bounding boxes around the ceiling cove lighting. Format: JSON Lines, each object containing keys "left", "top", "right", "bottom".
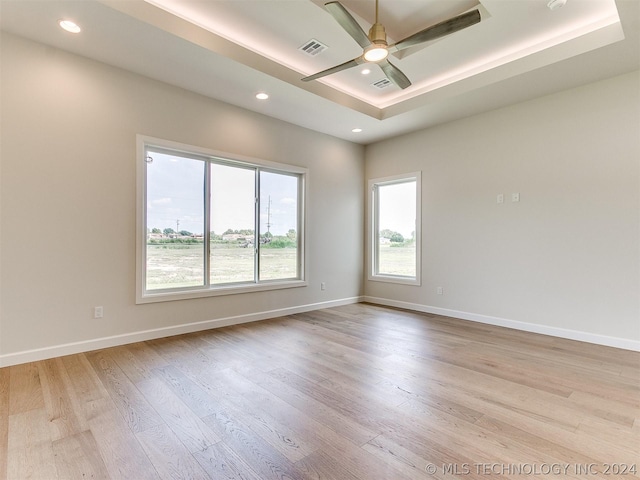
{"left": 255, "top": 92, "right": 269, "bottom": 100}
{"left": 59, "top": 20, "right": 81, "bottom": 33}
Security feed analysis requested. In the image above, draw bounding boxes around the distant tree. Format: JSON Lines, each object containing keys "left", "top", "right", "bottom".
{"left": 223, "top": 228, "right": 235, "bottom": 235}
{"left": 151, "top": 228, "right": 161, "bottom": 234}
{"left": 179, "top": 230, "right": 192, "bottom": 236}
{"left": 163, "top": 228, "right": 175, "bottom": 236}
{"left": 380, "top": 229, "right": 395, "bottom": 239}
{"left": 390, "top": 233, "right": 404, "bottom": 243}
{"left": 286, "top": 229, "right": 297, "bottom": 240}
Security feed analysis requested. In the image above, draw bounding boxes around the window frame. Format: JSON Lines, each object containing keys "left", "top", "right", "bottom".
{"left": 368, "top": 172, "right": 421, "bottom": 286}
{"left": 136, "top": 135, "right": 307, "bottom": 304}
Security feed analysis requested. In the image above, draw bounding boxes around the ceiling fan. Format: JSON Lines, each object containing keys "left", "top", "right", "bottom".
{"left": 302, "top": 0, "right": 481, "bottom": 89}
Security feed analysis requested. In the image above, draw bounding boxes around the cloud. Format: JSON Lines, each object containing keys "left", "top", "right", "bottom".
{"left": 280, "top": 197, "right": 296, "bottom": 205}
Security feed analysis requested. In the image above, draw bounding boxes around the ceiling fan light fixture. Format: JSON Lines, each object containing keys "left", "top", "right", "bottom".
{"left": 364, "top": 21, "right": 388, "bottom": 62}
{"left": 364, "top": 45, "right": 388, "bottom": 62}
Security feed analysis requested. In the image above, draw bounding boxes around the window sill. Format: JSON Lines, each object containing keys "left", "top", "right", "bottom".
{"left": 136, "top": 279, "right": 308, "bottom": 304}
{"left": 368, "top": 275, "right": 421, "bottom": 286}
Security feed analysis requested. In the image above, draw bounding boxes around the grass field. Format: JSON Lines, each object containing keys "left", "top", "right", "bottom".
{"left": 146, "top": 244, "right": 298, "bottom": 290}
{"left": 147, "top": 243, "right": 415, "bottom": 290}
{"left": 377, "top": 244, "right": 416, "bottom": 276}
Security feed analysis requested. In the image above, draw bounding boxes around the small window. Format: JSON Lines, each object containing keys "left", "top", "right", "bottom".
{"left": 369, "top": 172, "right": 421, "bottom": 285}
{"left": 137, "top": 136, "right": 306, "bottom": 303}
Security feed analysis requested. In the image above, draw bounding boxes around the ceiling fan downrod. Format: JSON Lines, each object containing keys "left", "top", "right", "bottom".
{"left": 364, "top": 0, "right": 388, "bottom": 61}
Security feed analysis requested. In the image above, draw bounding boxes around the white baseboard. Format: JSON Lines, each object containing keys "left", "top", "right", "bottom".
{"left": 0, "top": 296, "right": 363, "bottom": 367}
{"left": 363, "top": 296, "right": 640, "bottom": 352}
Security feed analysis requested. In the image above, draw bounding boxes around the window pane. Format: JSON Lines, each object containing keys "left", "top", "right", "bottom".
{"left": 377, "top": 181, "right": 416, "bottom": 277}
{"left": 146, "top": 151, "right": 205, "bottom": 290}
{"left": 210, "top": 164, "right": 256, "bottom": 285}
{"left": 259, "top": 171, "right": 299, "bottom": 280}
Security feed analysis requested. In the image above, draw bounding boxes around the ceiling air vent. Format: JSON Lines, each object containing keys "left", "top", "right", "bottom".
{"left": 372, "top": 78, "right": 392, "bottom": 89}
{"left": 299, "top": 39, "right": 328, "bottom": 57}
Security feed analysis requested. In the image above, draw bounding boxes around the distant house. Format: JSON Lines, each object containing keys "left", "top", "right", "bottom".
{"left": 222, "top": 234, "right": 247, "bottom": 242}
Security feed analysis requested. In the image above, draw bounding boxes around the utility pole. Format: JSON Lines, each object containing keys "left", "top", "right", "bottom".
{"left": 176, "top": 219, "right": 180, "bottom": 234}
{"left": 266, "top": 196, "right": 272, "bottom": 234}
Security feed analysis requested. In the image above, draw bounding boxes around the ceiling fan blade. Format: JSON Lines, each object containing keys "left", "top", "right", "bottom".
{"left": 379, "top": 59, "right": 411, "bottom": 89}
{"left": 302, "top": 57, "right": 364, "bottom": 82}
{"left": 390, "top": 10, "right": 481, "bottom": 53}
{"left": 324, "top": 1, "right": 372, "bottom": 49}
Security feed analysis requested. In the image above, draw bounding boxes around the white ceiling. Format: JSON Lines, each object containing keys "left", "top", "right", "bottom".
{"left": 1, "top": 0, "right": 638, "bottom": 144}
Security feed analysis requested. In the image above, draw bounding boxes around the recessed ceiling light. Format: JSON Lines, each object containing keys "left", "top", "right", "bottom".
{"left": 547, "top": 0, "right": 567, "bottom": 10}
{"left": 59, "top": 20, "right": 81, "bottom": 33}
{"left": 352, "top": 128, "right": 363, "bottom": 133}
{"left": 255, "top": 92, "right": 269, "bottom": 100}
{"left": 361, "top": 69, "right": 371, "bottom": 75}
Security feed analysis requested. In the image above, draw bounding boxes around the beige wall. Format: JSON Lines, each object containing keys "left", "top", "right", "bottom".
{"left": 0, "top": 33, "right": 365, "bottom": 363}
{"left": 2, "top": 31, "right": 638, "bottom": 364}
{"left": 365, "top": 71, "right": 640, "bottom": 347}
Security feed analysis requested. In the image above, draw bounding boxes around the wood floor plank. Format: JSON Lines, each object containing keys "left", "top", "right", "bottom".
{"left": 202, "top": 408, "right": 307, "bottom": 480}
{"left": 575, "top": 417, "right": 640, "bottom": 455}
{"left": 51, "top": 430, "right": 110, "bottom": 480}
{"left": 314, "top": 434, "right": 417, "bottom": 480}
{"left": 193, "top": 441, "right": 263, "bottom": 480}
{"left": 0, "top": 367, "right": 10, "bottom": 480}
{"left": 568, "top": 390, "right": 639, "bottom": 427}
{"left": 119, "top": 340, "right": 170, "bottom": 381}
{"left": 136, "top": 423, "right": 212, "bottom": 480}
{"left": 151, "top": 364, "right": 220, "bottom": 418}
{"left": 194, "top": 367, "right": 321, "bottom": 463}
{"left": 88, "top": 399, "right": 160, "bottom": 480}
{"left": 294, "top": 450, "right": 362, "bottom": 480}
{"left": 229, "top": 367, "right": 378, "bottom": 462}
{"left": 8, "top": 361, "right": 45, "bottom": 415}
{"left": 362, "top": 433, "right": 468, "bottom": 480}
{"left": 147, "top": 336, "right": 220, "bottom": 378}
{"left": 136, "top": 376, "right": 220, "bottom": 453}
{"left": 60, "top": 353, "right": 110, "bottom": 420}
{"left": 7, "top": 408, "right": 57, "bottom": 479}
{"left": 38, "top": 357, "right": 89, "bottom": 441}
{"left": 239, "top": 366, "right": 380, "bottom": 446}
{"left": 380, "top": 353, "right": 587, "bottom": 431}
{"left": 86, "top": 349, "right": 163, "bottom": 434}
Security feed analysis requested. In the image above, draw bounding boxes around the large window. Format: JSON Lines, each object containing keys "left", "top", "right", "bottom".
{"left": 137, "top": 136, "right": 306, "bottom": 302}
{"left": 369, "top": 172, "right": 421, "bottom": 285}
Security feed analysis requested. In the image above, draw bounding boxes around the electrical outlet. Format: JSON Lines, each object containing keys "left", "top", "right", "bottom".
{"left": 321, "top": 282, "right": 326, "bottom": 291}
{"left": 497, "top": 194, "right": 504, "bottom": 204}
{"left": 436, "top": 287, "right": 443, "bottom": 295}
{"left": 512, "top": 192, "right": 520, "bottom": 202}
{"left": 94, "top": 306, "right": 103, "bottom": 319}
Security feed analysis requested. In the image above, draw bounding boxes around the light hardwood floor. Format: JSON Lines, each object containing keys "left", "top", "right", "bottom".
{"left": 1, "top": 303, "right": 638, "bottom": 479}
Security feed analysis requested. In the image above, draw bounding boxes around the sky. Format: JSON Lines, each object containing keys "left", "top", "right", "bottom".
{"left": 146, "top": 150, "right": 298, "bottom": 236}
{"left": 378, "top": 181, "right": 416, "bottom": 238}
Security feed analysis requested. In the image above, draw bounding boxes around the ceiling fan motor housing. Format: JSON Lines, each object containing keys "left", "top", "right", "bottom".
{"left": 368, "top": 22, "right": 387, "bottom": 45}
